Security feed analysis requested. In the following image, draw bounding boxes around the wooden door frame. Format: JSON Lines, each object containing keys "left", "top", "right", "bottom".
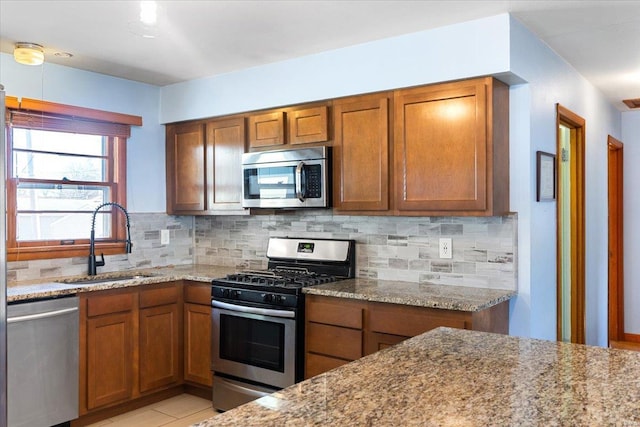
{"left": 607, "top": 135, "right": 624, "bottom": 343}
{"left": 556, "top": 104, "right": 586, "bottom": 344}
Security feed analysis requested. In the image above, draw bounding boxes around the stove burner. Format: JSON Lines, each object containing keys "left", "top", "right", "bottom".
{"left": 224, "top": 269, "right": 338, "bottom": 288}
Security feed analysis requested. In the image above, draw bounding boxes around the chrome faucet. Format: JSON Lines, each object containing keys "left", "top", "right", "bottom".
{"left": 88, "top": 202, "right": 133, "bottom": 276}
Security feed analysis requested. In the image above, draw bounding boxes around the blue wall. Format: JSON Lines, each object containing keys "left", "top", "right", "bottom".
{"left": 159, "top": 14, "right": 512, "bottom": 123}
{"left": 0, "top": 54, "right": 165, "bottom": 213}
{"left": 508, "top": 16, "right": 621, "bottom": 344}
{"left": 622, "top": 111, "right": 640, "bottom": 334}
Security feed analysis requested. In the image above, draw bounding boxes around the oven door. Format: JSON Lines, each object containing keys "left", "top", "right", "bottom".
{"left": 242, "top": 158, "right": 327, "bottom": 208}
{"left": 212, "top": 300, "right": 296, "bottom": 389}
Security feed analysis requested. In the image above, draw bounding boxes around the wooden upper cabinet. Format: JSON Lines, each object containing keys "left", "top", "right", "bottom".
{"left": 205, "top": 117, "right": 246, "bottom": 211}
{"left": 288, "top": 106, "right": 329, "bottom": 145}
{"left": 166, "top": 122, "right": 205, "bottom": 213}
{"left": 248, "top": 104, "right": 330, "bottom": 149}
{"left": 393, "top": 77, "right": 509, "bottom": 215}
{"left": 333, "top": 94, "right": 390, "bottom": 211}
{"left": 166, "top": 117, "right": 246, "bottom": 215}
{"left": 248, "top": 112, "right": 284, "bottom": 148}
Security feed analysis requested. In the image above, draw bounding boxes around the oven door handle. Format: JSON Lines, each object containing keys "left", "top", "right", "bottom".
{"left": 212, "top": 300, "right": 295, "bottom": 319}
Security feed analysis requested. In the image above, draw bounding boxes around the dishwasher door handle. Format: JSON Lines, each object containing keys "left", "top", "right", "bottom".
{"left": 7, "top": 307, "right": 78, "bottom": 324}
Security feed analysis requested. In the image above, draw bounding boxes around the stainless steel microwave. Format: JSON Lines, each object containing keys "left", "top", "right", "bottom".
{"left": 241, "top": 146, "right": 330, "bottom": 209}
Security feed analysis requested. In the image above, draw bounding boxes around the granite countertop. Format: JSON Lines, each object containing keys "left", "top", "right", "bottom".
{"left": 196, "top": 327, "right": 640, "bottom": 426}
{"left": 8, "top": 266, "right": 516, "bottom": 312}
{"left": 303, "top": 278, "right": 516, "bottom": 311}
{"left": 7, "top": 264, "right": 236, "bottom": 303}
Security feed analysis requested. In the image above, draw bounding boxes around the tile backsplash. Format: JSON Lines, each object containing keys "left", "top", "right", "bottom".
{"left": 7, "top": 213, "right": 194, "bottom": 284}
{"left": 8, "top": 211, "right": 517, "bottom": 291}
{"left": 195, "top": 211, "right": 517, "bottom": 290}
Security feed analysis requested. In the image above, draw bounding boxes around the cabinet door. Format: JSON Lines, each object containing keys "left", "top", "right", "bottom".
{"left": 394, "top": 79, "right": 489, "bottom": 213}
{"left": 248, "top": 112, "right": 284, "bottom": 148}
{"left": 289, "top": 106, "right": 328, "bottom": 145}
{"left": 139, "top": 303, "right": 181, "bottom": 393}
{"left": 86, "top": 312, "right": 134, "bottom": 410}
{"left": 333, "top": 95, "right": 390, "bottom": 211}
{"left": 166, "top": 122, "right": 206, "bottom": 213}
{"left": 184, "top": 303, "right": 212, "bottom": 386}
{"left": 205, "top": 117, "right": 246, "bottom": 211}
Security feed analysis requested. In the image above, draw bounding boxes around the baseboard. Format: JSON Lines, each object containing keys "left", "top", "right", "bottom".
{"left": 623, "top": 332, "right": 640, "bottom": 343}
{"left": 610, "top": 340, "right": 640, "bottom": 351}
{"left": 184, "top": 382, "right": 213, "bottom": 399}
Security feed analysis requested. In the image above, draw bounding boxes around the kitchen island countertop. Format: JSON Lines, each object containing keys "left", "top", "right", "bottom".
{"left": 195, "top": 327, "right": 640, "bottom": 426}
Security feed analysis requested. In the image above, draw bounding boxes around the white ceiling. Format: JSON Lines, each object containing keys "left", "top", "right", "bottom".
{"left": 1, "top": 1, "right": 639, "bottom": 111}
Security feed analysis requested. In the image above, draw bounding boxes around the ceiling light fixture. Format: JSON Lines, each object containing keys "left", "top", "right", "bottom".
{"left": 140, "top": 1, "right": 157, "bottom": 25}
{"left": 14, "top": 42, "right": 44, "bottom": 66}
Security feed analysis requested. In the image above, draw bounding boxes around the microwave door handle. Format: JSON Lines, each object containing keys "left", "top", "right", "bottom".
{"left": 295, "top": 161, "right": 305, "bottom": 202}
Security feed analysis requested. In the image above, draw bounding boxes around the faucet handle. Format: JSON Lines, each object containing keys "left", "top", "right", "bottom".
{"left": 96, "top": 253, "right": 105, "bottom": 268}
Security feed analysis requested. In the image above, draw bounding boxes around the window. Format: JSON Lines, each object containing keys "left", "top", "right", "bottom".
{"left": 5, "top": 98, "right": 142, "bottom": 261}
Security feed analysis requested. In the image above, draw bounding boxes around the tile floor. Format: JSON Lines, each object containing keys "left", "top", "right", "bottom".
{"left": 86, "top": 394, "right": 220, "bottom": 427}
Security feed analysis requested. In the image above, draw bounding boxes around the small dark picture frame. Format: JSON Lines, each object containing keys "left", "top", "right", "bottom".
{"left": 536, "top": 151, "right": 556, "bottom": 202}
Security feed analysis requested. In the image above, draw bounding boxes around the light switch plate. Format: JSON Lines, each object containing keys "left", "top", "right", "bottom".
{"left": 161, "top": 229, "right": 170, "bottom": 245}
{"left": 439, "top": 238, "right": 452, "bottom": 259}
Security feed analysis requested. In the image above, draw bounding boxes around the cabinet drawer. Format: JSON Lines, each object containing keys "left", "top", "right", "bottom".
{"left": 305, "top": 353, "right": 350, "bottom": 379}
{"left": 369, "top": 306, "right": 467, "bottom": 337}
{"left": 139, "top": 283, "right": 180, "bottom": 308}
{"left": 87, "top": 292, "right": 135, "bottom": 317}
{"left": 306, "top": 298, "right": 363, "bottom": 329}
{"left": 307, "top": 323, "right": 362, "bottom": 360}
{"left": 364, "top": 331, "right": 410, "bottom": 356}
{"left": 184, "top": 282, "right": 212, "bottom": 305}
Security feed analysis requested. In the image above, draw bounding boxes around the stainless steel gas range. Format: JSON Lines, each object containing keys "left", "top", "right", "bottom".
{"left": 211, "top": 237, "right": 356, "bottom": 411}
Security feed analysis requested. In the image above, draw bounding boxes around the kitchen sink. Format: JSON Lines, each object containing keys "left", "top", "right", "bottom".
{"left": 56, "top": 272, "right": 158, "bottom": 285}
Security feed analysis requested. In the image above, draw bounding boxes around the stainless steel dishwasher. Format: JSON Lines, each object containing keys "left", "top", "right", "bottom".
{"left": 7, "top": 296, "right": 79, "bottom": 427}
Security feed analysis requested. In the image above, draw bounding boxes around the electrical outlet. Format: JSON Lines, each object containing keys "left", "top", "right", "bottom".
{"left": 160, "top": 229, "right": 170, "bottom": 245}
{"left": 439, "top": 238, "right": 452, "bottom": 259}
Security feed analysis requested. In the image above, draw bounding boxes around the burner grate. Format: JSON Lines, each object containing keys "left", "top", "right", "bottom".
{"left": 223, "top": 269, "right": 337, "bottom": 288}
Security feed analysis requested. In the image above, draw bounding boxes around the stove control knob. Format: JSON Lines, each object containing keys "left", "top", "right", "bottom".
{"left": 221, "top": 289, "right": 230, "bottom": 298}
{"left": 231, "top": 290, "right": 241, "bottom": 299}
{"left": 263, "top": 293, "right": 273, "bottom": 303}
{"left": 273, "top": 295, "right": 284, "bottom": 304}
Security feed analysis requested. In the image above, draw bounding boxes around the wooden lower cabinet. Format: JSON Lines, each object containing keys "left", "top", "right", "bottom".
{"left": 183, "top": 281, "right": 213, "bottom": 387}
{"left": 305, "top": 296, "right": 364, "bottom": 379}
{"left": 139, "top": 303, "right": 181, "bottom": 393}
{"left": 305, "top": 294, "right": 509, "bottom": 379}
{"left": 79, "top": 282, "right": 183, "bottom": 418}
{"left": 86, "top": 310, "right": 134, "bottom": 410}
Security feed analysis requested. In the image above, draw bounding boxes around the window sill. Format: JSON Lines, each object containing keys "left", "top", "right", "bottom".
{"left": 7, "top": 242, "right": 128, "bottom": 262}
